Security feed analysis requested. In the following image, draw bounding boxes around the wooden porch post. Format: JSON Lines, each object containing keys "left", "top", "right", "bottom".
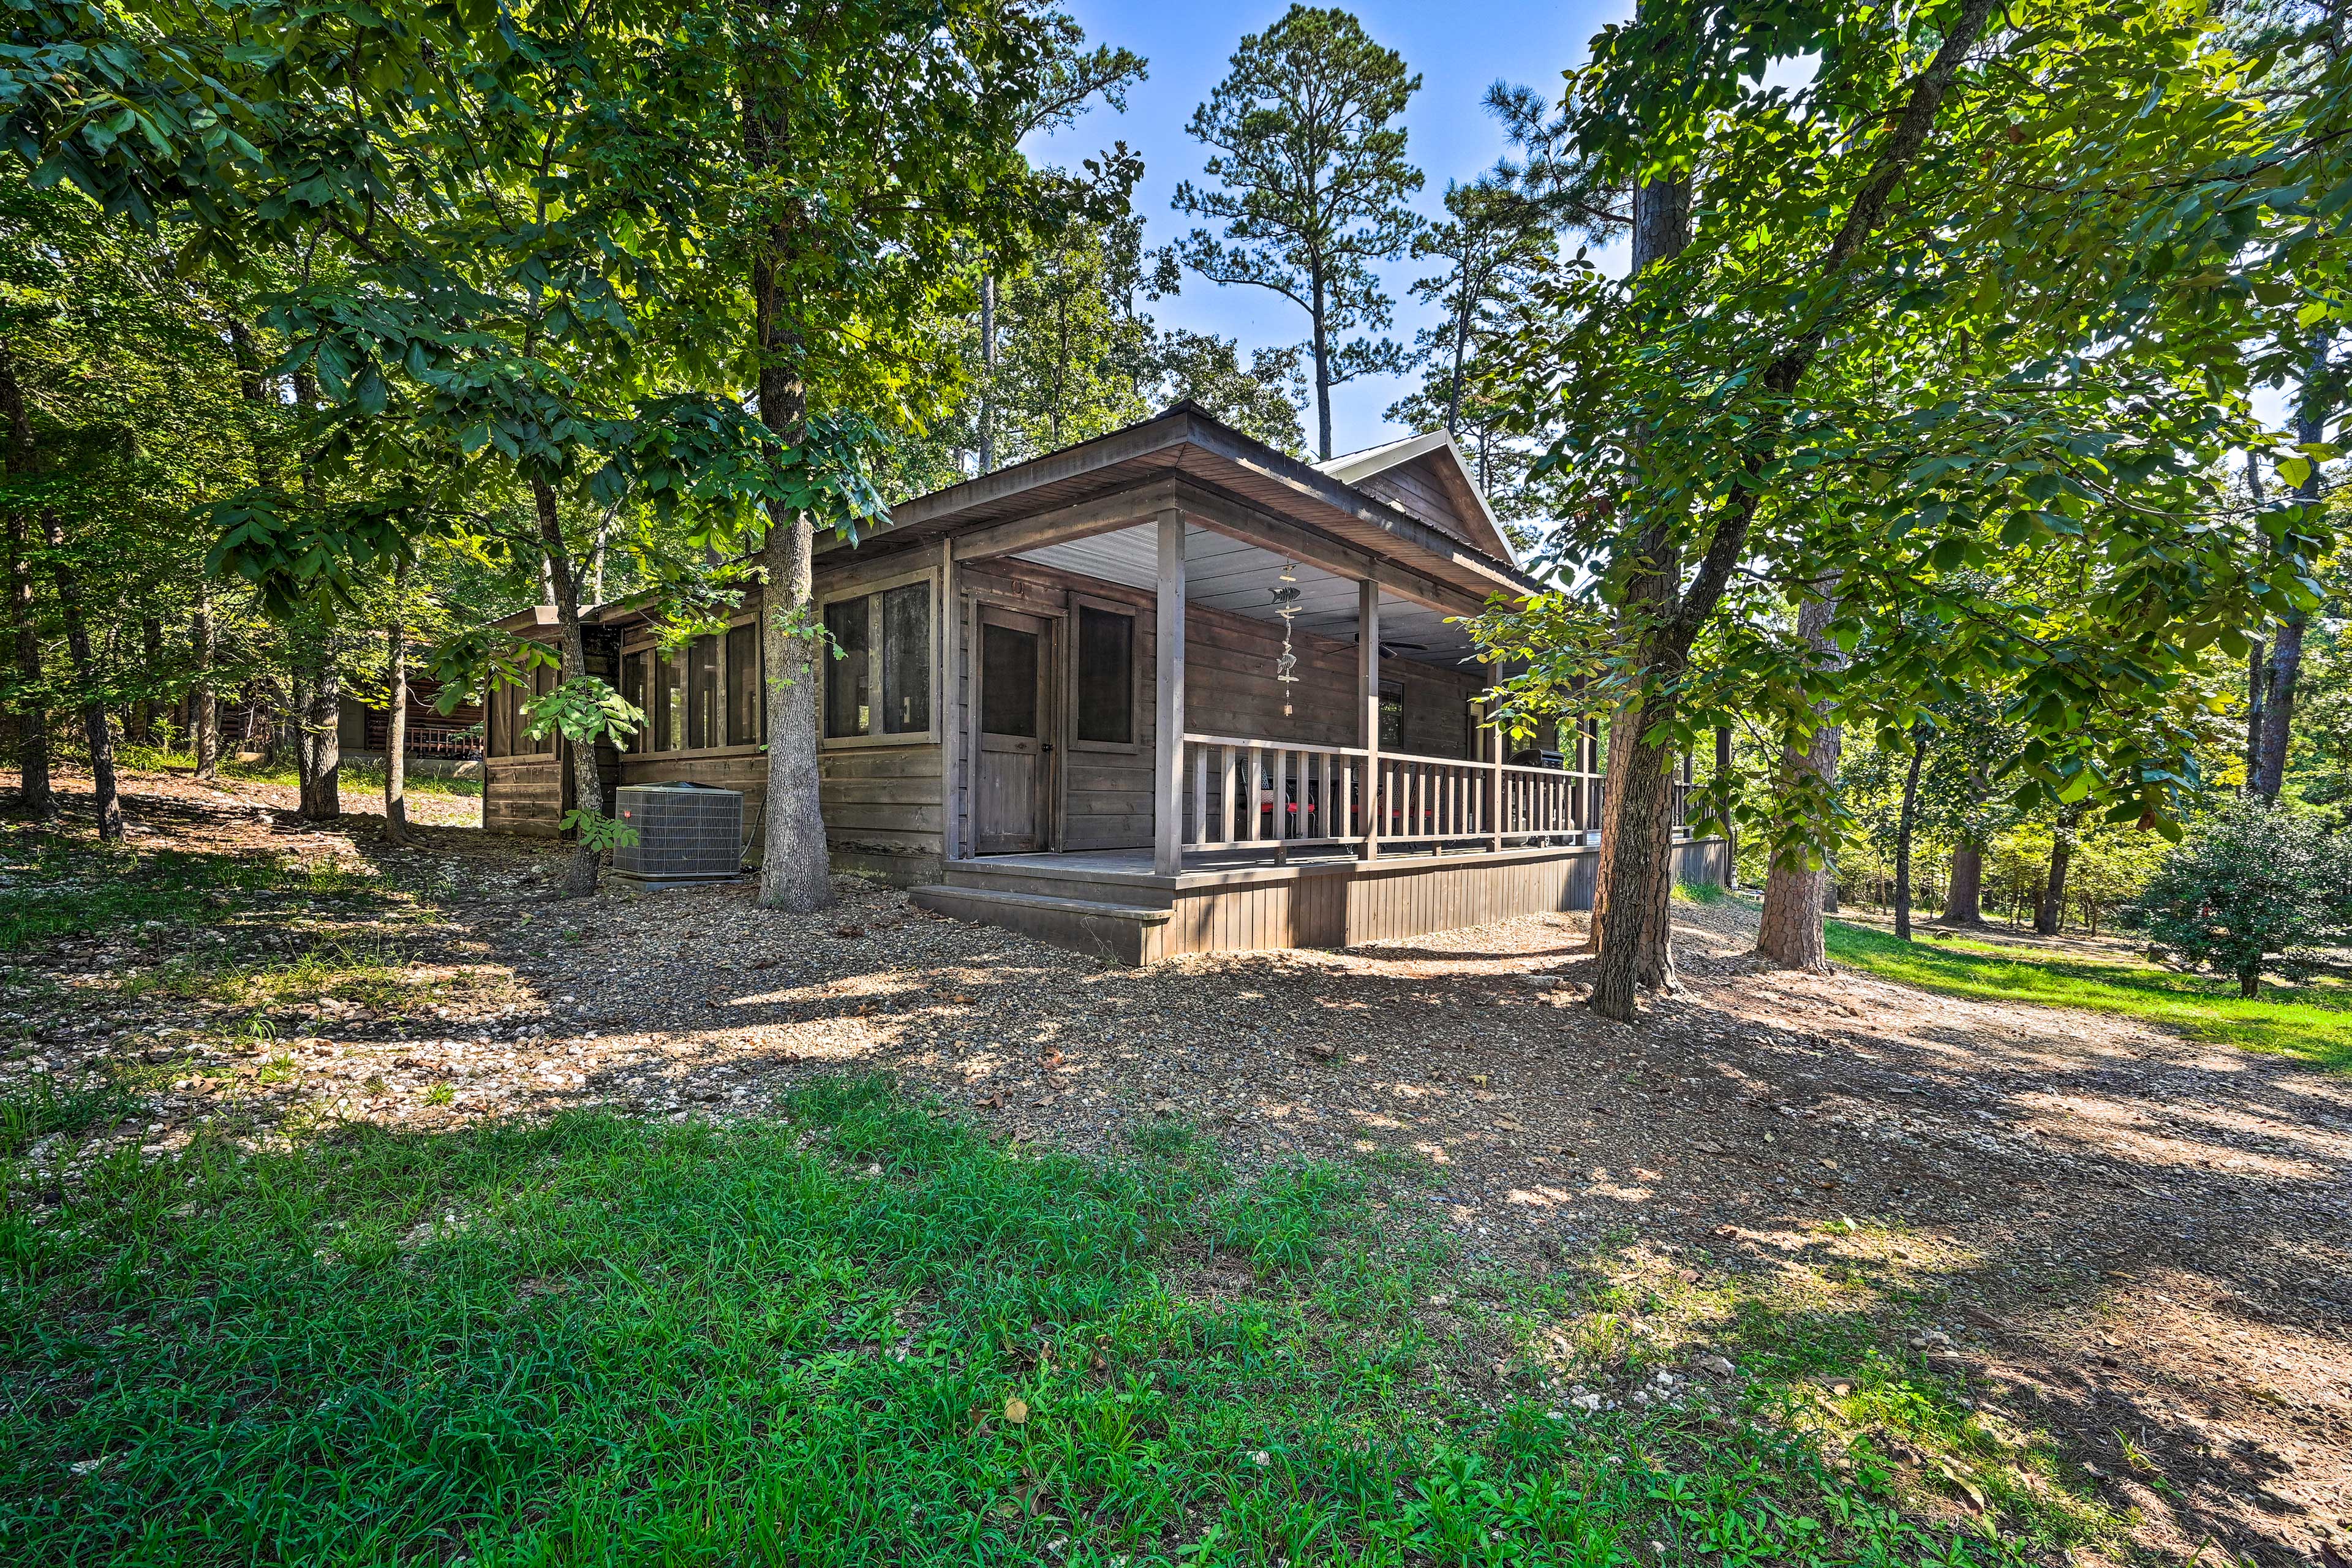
{"left": 1488, "top": 662, "right": 1504, "bottom": 854}
{"left": 1359, "top": 578, "right": 1380, "bottom": 861}
{"left": 1154, "top": 508, "right": 1186, "bottom": 876}
{"left": 938, "top": 538, "right": 961, "bottom": 862}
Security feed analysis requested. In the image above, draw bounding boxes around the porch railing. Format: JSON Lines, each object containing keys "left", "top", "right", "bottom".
{"left": 1181, "top": 733, "right": 1610, "bottom": 857}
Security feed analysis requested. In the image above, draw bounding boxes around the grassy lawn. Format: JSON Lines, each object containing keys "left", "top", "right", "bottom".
{"left": 0, "top": 1077, "right": 2106, "bottom": 1567}
{"left": 1826, "top": 919, "right": 2352, "bottom": 1073}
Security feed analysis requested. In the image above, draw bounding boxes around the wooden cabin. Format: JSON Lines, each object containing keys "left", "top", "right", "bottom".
{"left": 483, "top": 404, "right": 1727, "bottom": 960}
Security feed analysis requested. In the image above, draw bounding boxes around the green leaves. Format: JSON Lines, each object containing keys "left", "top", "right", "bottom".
{"left": 521, "top": 674, "right": 643, "bottom": 750}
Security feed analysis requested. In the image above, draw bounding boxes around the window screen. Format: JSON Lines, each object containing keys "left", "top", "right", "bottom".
{"left": 621, "top": 650, "right": 646, "bottom": 753}
{"left": 687, "top": 635, "right": 720, "bottom": 750}
{"left": 726, "top": 623, "right": 761, "bottom": 745}
{"left": 531, "top": 658, "right": 557, "bottom": 754}
{"left": 823, "top": 585, "right": 930, "bottom": 739}
{"left": 824, "top": 597, "right": 871, "bottom": 739}
{"left": 1378, "top": 684, "right": 1403, "bottom": 752}
{"left": 1075, "top": 605, "right": 1133, "bottom": 745}
{"left": 880, "top": 582, "right": 930, "bottom": 734}
{"left": 657, "top": 650, "right": 685, "bottom": 753}
{"left": 980, "top": 622, "right": 1038, "bottom": 737}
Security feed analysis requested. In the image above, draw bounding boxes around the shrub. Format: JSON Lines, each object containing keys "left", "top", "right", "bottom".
{"left": 2128, "top": 799, "right": 2352, "bottom": 998}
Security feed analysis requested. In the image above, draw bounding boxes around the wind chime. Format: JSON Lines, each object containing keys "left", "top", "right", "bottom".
{"left": 1271, "top": 562, "right": 1302, "bottom": 717}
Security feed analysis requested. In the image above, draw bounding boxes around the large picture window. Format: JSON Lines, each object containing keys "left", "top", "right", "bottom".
{"left": 1074, "top": 603, "right": 1134, "bottom": 746}
{"left": 824, "top": 580, "right": 932, "bottom": 741}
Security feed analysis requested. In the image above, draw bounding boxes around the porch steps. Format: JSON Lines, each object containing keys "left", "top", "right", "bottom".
{"left": 933, "top": 861, "right": 1170, "bottom": 908}
{"left": 910, "top": 884, "right": 1172, "bottom": 966}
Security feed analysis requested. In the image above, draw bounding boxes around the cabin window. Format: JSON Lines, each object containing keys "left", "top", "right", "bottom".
{"left": 687, "top": 634, "right": 720, "bottom": 750}
{"left": 1074, "top": 603, "right": 1134, "bottom": 746}
{"left": 621, "top": 652, "right": 647, "bottom": 753}
{"left": 823, "top": 580, "right": 932, "bottom": 741}
{"left": 726, "top": 623, "right": 763, "bottom": 744}
{"left": 1379, "top": 680, "right": 1403, "bottom": 751}
{"left": 656, "top": 649, "right": 685, "bottom": 752}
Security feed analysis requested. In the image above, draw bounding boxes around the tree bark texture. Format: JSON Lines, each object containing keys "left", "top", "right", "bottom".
{"left": 1942, "top": 843, "right": 1986, "bottom": 926}
{"left": 0, "top": 335, "right": 52, "bottom": 817}
{"left": 978, "top": 272, "right": 998, "bottom": 474}
{"left": 747, "top": 232, "right": 833, "bottom": 911}
{"left": 299, "top": 654, "right": 341, "bottom": 820}
{"left": 191, "top": 584, "right": 218, "bottom": 782}
{"left": 532, "top": 477, "right": 603, "bottom": 895}
{"left": 384, "top": 554, "right": 409, "bottom": 842}
{"left": 40, "top": 510, "right": 123, "bottom": 840}
{"left": 2255, "top": 331, "right": 2331, "bottom": 799}
{"left": 1893, "top": 727, "right": 1926, "bottom": 940}
{"left": 1757, "top": 580, "right": 1845, "bottom": 971}
{"left": 2034, "top": 805, "right": 2079, "bottom": 936}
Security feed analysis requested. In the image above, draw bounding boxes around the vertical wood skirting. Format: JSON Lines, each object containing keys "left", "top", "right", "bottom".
{"left": 1359, "top": 578, "right": 1381, "bottom": 862}
{"left": 1153, "top": 509, "right": 1187, "bottom": 875}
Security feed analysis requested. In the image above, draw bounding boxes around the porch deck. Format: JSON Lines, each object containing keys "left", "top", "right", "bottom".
{"left": 910, "top": 835, "right": 1729, "bottom": 966}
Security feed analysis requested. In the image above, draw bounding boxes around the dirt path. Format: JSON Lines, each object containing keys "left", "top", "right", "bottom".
{"left": 6, "top": 769, "right": 2348, "bottom": 1566}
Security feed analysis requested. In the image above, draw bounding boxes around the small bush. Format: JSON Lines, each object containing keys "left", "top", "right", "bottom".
{"left": 2128, "top": 799, "right": 2352, "bottom": 998}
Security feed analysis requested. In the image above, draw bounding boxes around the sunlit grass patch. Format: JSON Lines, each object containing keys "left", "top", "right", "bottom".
{"left": 0, "top": 827, "right": 383, "bottom": 952}
{"left": 1826, "top": 919, "right": 2352, "bottom": 1072}
{"left": 1, "top": 1077, "right": 2058, "bottom": 1567}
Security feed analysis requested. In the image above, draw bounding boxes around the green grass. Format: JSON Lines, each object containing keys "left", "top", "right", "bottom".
{"left": 1673, "top": 880, "right": 1729, "bottom": 906}
{"left": 1826, "top": 919, "right": 2352, "bottom": 1072}
{"left": 113, "top": 746, "right": 484, "bottom": 798}
{"left": 0, "top": 1077, "right": 2056, "bottom": 1567}
{"left": 0, "top": 827, "right": 381, "bottom": 952}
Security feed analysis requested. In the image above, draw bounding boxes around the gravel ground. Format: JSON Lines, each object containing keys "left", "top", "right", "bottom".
{"left": 6, "top": 767, "right": 2350, "bottom": 1567}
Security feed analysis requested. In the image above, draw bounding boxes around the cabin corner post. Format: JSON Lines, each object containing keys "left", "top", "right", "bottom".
{"left": 1359, "top": 578, "right": 1381, "bottom": 861}
{"left": 938, "top": 538, "right": 962, "bottom": 862}
{"left": 1153, "top": 508, "right": 1187, "bottom": 876}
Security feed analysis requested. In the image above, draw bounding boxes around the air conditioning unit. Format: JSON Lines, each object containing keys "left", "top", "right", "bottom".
{"left": 611, "top": 782, "right": 743, "bottom": 888}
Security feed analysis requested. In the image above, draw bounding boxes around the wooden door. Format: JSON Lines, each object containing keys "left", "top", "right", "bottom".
{"left": 976, "top": 608, "right": 1056, "bottom": 853}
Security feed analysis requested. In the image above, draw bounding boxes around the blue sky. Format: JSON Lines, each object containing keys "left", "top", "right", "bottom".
{"left": 1025, "top": 0, "right": 1632, "bottom": 458}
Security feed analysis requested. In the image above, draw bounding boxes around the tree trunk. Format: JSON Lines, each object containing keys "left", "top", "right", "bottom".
{"left": 2239, "top": 962, "right": 2261, "bottom": 1000}
{"left": 384, "top": 554, "right": 409, "bottom": 842}
{"left": 300, "top": 653, "right": 341, "bottom": 820}
{"left": 1, "top": 335, "right": 53, "bottom": 818}
{"left": 1942, "top": 843, "right": 1985, "bottom": 925}
{"left": 2245, "top": 636, "right": 2266, "bottom": 791}
{"left": 531, "top": 477, "right": 603, "bottom": 895}
{"left": 3, "top": 509, "right": 49, "bottom": 817}
{"left": 1585, "top": 168, "right": 1695, "bottom": 1017}
{"left": 1893, "top": 726, "right": 1926, "bottom": 940}
{"left": 1583, "top": 0, "right": 1996, "bottom": 1019}
{"left": 1311, "top": 267, "right": 1332, "bottom": 461}
{"left": 2034, "top": 804, "right": 2079, "bottom": 936}
{"left": 1757, "top": 579, "right": 1845, "bottom": 971}
{"left": 978, "top": 271, "right": 997, "bottom": 474}
{"left": 2254, "top": 331, "right": 2331, "bottom": 800}
{"left": 40, "top": 510, "right": 124, "bottom": 840}
{"left": 750, "top": 214, "right": 834, "bottom": 913}
{"left": 191, "top": 584, "right": 218, "bottom": 782}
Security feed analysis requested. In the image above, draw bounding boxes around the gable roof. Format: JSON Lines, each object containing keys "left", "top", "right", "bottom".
{"left": 859, "top": 401, "right": 1542, "bottom": 609}
{"left": 1314, "top": 429, "right": 1517, "bottom": 565}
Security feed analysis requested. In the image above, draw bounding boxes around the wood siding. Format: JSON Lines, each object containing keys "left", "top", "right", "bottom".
{"left": 481, "top": 552, "right": 1487, "bottom": 878}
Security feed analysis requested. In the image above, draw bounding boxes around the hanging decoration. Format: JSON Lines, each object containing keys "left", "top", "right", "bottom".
{"left": 1271, "top": 562, "right": 1302, "bottom": 717}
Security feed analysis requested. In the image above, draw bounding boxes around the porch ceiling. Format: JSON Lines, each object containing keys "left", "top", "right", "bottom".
{"left": 1016, "top": 522, "right": 1484, "bottom": 669}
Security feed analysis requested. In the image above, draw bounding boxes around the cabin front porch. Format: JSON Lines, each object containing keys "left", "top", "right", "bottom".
{"left": 903, "top": 496, "right": 1724, "bottom": 961}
